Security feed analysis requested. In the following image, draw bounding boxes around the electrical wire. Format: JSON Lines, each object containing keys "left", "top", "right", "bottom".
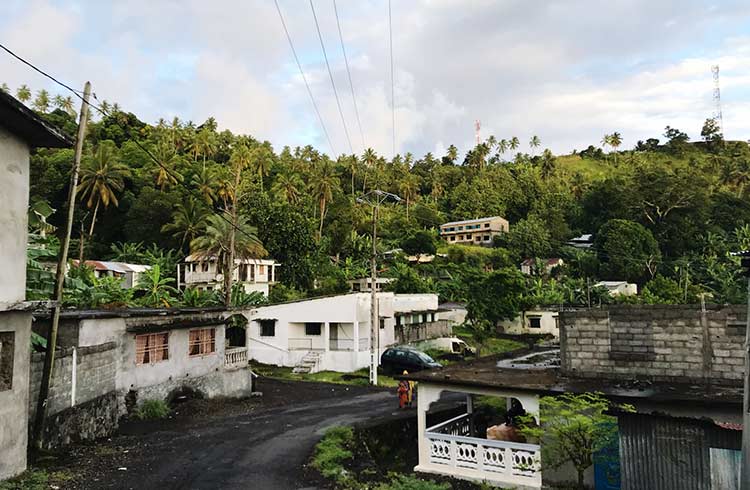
{"left": 273, "top": 0, "right": 337, "bottom": 156}
{"left": 332, "top": 0, "right": 365, "bottom": 153}
{"left": 0, "top": 42, "right": 267, "bottom": 250}
{"left": 309, "top": 0, "right": 353, "bottom": 155}
{"left": 388, "top": 0, "right": 395, "bottom": 159}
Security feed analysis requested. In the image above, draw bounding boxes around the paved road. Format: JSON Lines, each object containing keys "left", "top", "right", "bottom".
{"left": 89, "top": 379, "right": 410, "bottom": 490}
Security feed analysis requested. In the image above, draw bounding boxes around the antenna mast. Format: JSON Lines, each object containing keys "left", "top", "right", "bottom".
{"left": 711, "top": 65, "right": 724, "bottom": 134}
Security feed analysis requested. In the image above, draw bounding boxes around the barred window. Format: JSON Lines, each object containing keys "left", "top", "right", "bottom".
{"left": 136, "top": 333, "right": 169, "bottom": 364}
{"left": 189, "top": 328, "right": 216, "bottom": 357}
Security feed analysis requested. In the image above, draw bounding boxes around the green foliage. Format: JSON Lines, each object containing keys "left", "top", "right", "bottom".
{"left": 375, "top": 474, "right": 450, "bottom": 490}
{"left": 401, "top": 230, "right": 437, "bottom": 256}
{"left": 503, "top": 215, "right": 553, "bottom": 260}
{"left": 0, "top": 469, "right": 50, "bottom": 490}
{"left": 467, "top": 268, "right": 525, "bottom": 325}
{"left": 385, "top": 263, "right": 436, "bottom": 294}
{"left": 595, "top": 219, "right": 660, "bottom": 283}
{"left": 136, "top": 264, "right": 177, "bottom": 307}
{"left": 311, "top": 426, "right": 355, "bottom": 486}
{"left": 230, "top": 284, "right": 267, "bottom": 307}
{"left": 136, "top": 399, "right": 171, "bottom": 420}
{"left": 519, "top": 393, "right": 633, "bottom": 489}
{"left": 268, "top": 283, "right": 306, "bottom": 304}
{"left": 641, "top": 274, "right": 695, "bottom": 304}
{"left": 180, "top": 287, "right": 221, "bottom": 307}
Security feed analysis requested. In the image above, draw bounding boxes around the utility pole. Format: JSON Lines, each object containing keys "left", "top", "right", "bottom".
{"left": 357, "top": 190, "right": 401, "bottom": 386}
{"left": 33, "top": 82, "right": 91, "bottom": 451}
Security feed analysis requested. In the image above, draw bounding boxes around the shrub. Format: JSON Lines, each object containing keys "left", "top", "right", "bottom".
{"left": 375, "top": 474, "right": 450, "bottom": 490}
{"left": 136, "top": 399, "right": 170, "bottom": 420}
{"left": 311, "top": 426, "right": 354, "bottom": 485}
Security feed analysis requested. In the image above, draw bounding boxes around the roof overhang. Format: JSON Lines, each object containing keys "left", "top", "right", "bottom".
{"left": 0, "top": 90, "right": 73, "bottom": 148}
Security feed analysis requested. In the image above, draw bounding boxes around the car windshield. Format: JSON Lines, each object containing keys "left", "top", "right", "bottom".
{"left": 415, "top": 351, "right": 435, "bottom": 363}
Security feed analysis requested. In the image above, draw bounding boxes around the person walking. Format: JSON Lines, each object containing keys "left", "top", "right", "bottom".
{"left": 404, "top": 370, "right": 416, "bottom": 407}
{"left": 397, "top": 375, "right": 410, "bottom": 409}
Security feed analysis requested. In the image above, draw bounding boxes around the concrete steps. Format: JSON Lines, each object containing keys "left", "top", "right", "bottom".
{"left": 292, "top": 351, "right": 322, "bottom": 374}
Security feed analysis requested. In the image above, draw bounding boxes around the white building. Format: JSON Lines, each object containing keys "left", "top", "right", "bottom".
{"left": 242, "top": 293, "right": 440, "bottom": 373}
{"left": 497, "top": 307, "right": 560, "bottom": 338}
{"left": 178, "top": 255, "right": 280, "bottom": 296}
{"left": 596, "top": 281, "right": 638, "bottom": 297}
{"left": 0, "top": 89, "right": 71, "bottom": 479}
{"left": 520, "top": 258, "right": 564, "bottom": 275}
{"left": 439, "top": 216, "right": 509, "bottom": 246}
{"left": 348, "top": 277, "right": 394, "bottom": 292}
{"left": 72, "top": 260, "right": 150, "bottom": 288}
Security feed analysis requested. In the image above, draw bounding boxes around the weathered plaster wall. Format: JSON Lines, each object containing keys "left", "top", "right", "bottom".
{"left": 0, "top": 312, "right": 32, "bottom": 480}
{"left": 498, "top": 309, "right": 560, "bottom": 338}
{"left": 560, "top": 305, "right": 745, "bottom": 385}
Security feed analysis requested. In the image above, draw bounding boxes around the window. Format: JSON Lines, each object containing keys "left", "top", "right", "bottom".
{"left": 458, "top": 226, "right": 463, "bottom": 230}
{"left": 380, "top": 318, "right": 386, "bottom": 329}
{"left": 135, "top": 333, "right": 169, "bottom": 364}
{"left": 305, "top": 322, "right": 322, "bottom": 335}
{"left": 201, "top": 262, "right": 209, "bottom": 272}
{"left": 259, "top": 319, "right": 276, "bottom": 337}
{"left": 189, "top": 328, "right": 216, "bottom": 357}
{"left": 484, "top": 234, "right": 491, "bottom": 241}
{"left": 484, "top": 223, "right": 490, "bottom": 228}
{"left": 0, "top": 332, "right": 15, "bottom": 391}
{"left": 528, "top": 317, "right": 542, "bottom": 329}
{"left": 449, "top": 236, "right": 455, "bottom": 242}
{"left": 258, "top": 265, "right": 265, "bottom": 275}
{"left": 396, "top": 316, "right": 402, "bottom": 326}
{"left": 352, "top": 282, "right": 361, "bottom": 291}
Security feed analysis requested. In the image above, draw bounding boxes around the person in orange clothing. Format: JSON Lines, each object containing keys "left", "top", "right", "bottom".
{"left": 397, "top": 374, "right": 410, "bottom": 409}
{"left": 405, "top": 371, "right": 416, "bottom": 407}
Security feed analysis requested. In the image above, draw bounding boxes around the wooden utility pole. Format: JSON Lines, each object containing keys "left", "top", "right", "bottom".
{"left": 370, "top": 203, "right": 379, "bottom": 386}
{"left": 32, "top": 82, "right": 91, "bottom": 451}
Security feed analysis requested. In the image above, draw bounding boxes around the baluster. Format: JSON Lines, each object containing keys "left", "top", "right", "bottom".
{"left": 449, "top": 439, "right": 457, "bottom": 468}
{"left": 477, "top": 442, "right": 485, "bottom": 471}
{"left": 504, "top": 447, "right": 513, "bottom": 475}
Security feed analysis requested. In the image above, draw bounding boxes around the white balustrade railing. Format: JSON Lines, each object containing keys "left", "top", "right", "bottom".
{"left": 184, "top": 271, "right": 217, "bottom": 283}
{"left": 224, "top": 347, "right": 248, "bottom": 368}
{"left": 425, "top": 431, "right": 540, "bottom": 482}
{"left": 427, "top": 413, "right": 473, "bottom": 436}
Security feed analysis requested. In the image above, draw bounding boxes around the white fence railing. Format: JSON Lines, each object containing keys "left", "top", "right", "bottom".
{"left": 224, "top": 347, "right": 248, "bottom": 368}
{"left": 427, "top": 413, "right": 472, "bottom": 436}
{"left": 425, "top": 431, "right": 541, "bottom": 484}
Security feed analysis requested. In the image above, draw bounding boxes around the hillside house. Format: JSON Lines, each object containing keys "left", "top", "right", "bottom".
{"left": 0, "top": 89, "right": 72, "bottom": 479}
{"left": 178, "top": 254, "right": 280, "bottom": 296}
{"left": 520, "top": 258, "right": 564, "bottom": 275}
{"left": 242, "top": 293, "right": 442, "bottom": 373}
{"left": 72, "top": 260, "right": 150, "bottom": 288}
{"left": 497, "top": 307, "right": 560, "bottom": 338}
{"left": 439, "top": 216, "right": 509, "bottom": 246}
{"left": 348, "top": 277, "right": 394, "bottom": 292}
{"left": 596, "top": 280, "right": 638, "bottom": 297}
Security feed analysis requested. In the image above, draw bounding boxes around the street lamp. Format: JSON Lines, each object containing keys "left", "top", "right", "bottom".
{"left": 731, "top": 249, "right": 750, "bottom": 489}
{"left": 356, "top": 190, "right": 402, "bottom": 386}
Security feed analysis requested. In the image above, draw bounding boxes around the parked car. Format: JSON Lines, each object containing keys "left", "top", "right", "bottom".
{"left": 411, "top": 337, "right": 475, "bottom": 357}
{"left": 381, "top": 346, "right": 442, "bottom": 374}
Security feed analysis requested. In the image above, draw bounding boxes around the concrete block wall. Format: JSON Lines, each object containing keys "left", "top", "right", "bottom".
{"left": 29, "top": 342, "right": 117, "bottom": 418}
{"left": 560, "top": 305, "right": 745, "bottom": 385}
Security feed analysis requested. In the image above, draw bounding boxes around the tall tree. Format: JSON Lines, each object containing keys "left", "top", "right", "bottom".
{"left": 272, "top": 172, "right": 304, "bottom": 205}
{"left": 609, "top": 132, "right": 622, "bottom": 165}
{"left": 509, "top": 136, "right": 520, "bottom": 151}
{"left": 16, "top": 84, "right": 31, "bottom": 103}
{"left": 152, "top": 142, "right": 183, "bottom": 190}
{"left": 362, "top": 148, "right": 377, "bottom": 191}
{"left": 78, "top": 141, "right": 130, "bottom": 240}
{"left": 497, "top": 139, "right": 509, "bottom": 157}
{"left": 191, "top": 166, "right": 216, "bottom": 204}
{"left": 162, "top": 198, "right": 211, "bottom": 248}
{"left": 32, "top": 89, "right": 50, "bottom": 113}
{"left": 398, "top": 173, "right": 419, "bottom": 220}
{"left": 529, "top": 135, "right": 541, "bottom": 155}
{"left": 540, "top": 149, "right": 556, "bottom": 178}
{"left": 311, "top": 160, "right": 339, "bottom": 238}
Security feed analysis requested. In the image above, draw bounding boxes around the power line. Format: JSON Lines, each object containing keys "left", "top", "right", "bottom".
{"left": 309, "top": 0, "right": 353, "bottom": 155}
{"left": 332, "top": 0, "right": 365, "bottom": 153}
{"left": 273, "top": 0, "right": 337, "bottom": 156}
{"left": 0, "top": 42, "right": 265, "bottom": 254}
{"left": 388, "top": 0, "right": 395, "bottom": 159}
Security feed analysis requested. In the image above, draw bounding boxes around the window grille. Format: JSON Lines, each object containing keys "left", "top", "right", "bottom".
{"left": 136, "top": 332, "right": 169, "bottom": 364}
{"left": 189, "top": 328, "right": 216, "bottom": 357}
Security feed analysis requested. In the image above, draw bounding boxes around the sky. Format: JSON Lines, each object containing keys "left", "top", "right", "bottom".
{"left": 2, "top": 0, "right": 750, "bottom": 159}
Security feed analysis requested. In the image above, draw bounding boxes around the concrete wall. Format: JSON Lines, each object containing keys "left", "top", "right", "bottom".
{"left": 560, "top": 305, "right": 745, "bottom": 385}
{"left": 498, "top": 309, "right": 560, "bottom": 338}
{"left": 0, "top": 312, "right": 32, "bottom": 480}
{"left": 0, "top": 126, "right": 30, "bottom": 305}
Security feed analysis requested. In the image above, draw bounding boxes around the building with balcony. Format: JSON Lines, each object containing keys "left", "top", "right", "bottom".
{"left": 240, "top": 293, "right": 443, "bottom": 373}
{"left": 178, "top": 255, "right": 280, "bottom": 296}
{"left": 439, "top": 216, "right": 509, "bottom": 246}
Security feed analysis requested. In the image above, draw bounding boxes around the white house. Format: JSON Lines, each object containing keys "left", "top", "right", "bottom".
{"left": 596, "top": 281, "right": 638, "bottom": 297}
{"left": 520, "top": 258, "right": 564, "bottom": 275}
{"left": 241, "top": 293, "right": 440, "bottom": 373}
{"left": 178, "top": 254, "right": 280, "bottom": 296}
{"left": 0, "top": 89, "right": 72, "bottom": 479}
{"left": 497, "top": 307, "right": 560, "bottom": 338}
{"left": 72, "top": 260, "right": 150, "bottom": 289}
{"left": 439, "top": 216, "right": 509, "bottom": 246}
{"left": 348, "top": 277, "right": 394, "bottom": 292}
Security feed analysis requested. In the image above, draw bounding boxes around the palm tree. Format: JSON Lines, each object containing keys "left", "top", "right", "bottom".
{"left": 32, "top": 90, "right": 50, "bottom": 113}
{"left": 540, "top": 149, "right": 556, "bottom": 178}
{"left": 153, "top": 142, "right": 183, "bottom": 190}
{"left": 487, "top": 135, "right": 497, "bottom": 151}
{"left": 192, "top": 128, "right": 217, "bottom": 168}
{"left": 190, "top": 212, "right": 266, "bottom": 305}
{"left": 601, "top": 134, "right": 611, "bottom": 163}
{"left": 61, "top": 96, "right": 75, "bottom": 116}
{"left": 78, "top": 141, "right": 130, "bottom": 240}
{"left": 272, "top": 172, "right": 304, "bottom": 205}
{"left": 344, "top": 155, "right": 359, "bottom": 195}
{"left": 509, "top": 136, "right": 520, "bottom": 151}
{"left": 446, "top": 144, "right": 458, "bottom": 164}
{"left": 398, "top": 173, "right": 419, "bottom": 220}
{"left": 53, "top": 94, "right": 66, "bottom": 111}
{"left": 311, "top": 161, "right": 339, "bottom": 238}
{"left": 362, "top": 148, "right": 377, "bottom": 191}
{"left": 162, "top": 198, "right": 211, "bottom": 248}
{"left": 251, "top": 144, "right": 273, "bottom": 188}
{"left": 609, "top": 132, "right": 622, "bottom": 165}
{"left": 498, "top": 139, "right": 509, "bottom": 156}
{"left": 16, "top": 85, "right": 31, "bottom": 103}
{"left": 191, "top": 166, "right": 216, "bottom": 204}
{"left": 529, "top": 135, "right": 541, "bottom": 156}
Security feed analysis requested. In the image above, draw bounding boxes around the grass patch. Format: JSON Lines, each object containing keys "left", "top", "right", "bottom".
{"left": 250, "top": 362, "right": 399, "bottom": 388}
{"left": 0, "top": 470, "right": 49, "bottom": 490}
{"left": 375, "top": 474, "right": 451, "bottom": 490}
{"left": 136, "top": 399, "right": 170, "bottom": 420}
{"left": 311, "top": 426, "right": 355, "bottom": 486}
{"left": 453, "top": 326, "right": 525, "bottom": 357}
